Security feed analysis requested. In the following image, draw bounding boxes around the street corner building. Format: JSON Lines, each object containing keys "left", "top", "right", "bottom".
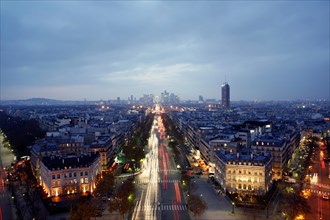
{"left": 39, "top": 153, "right": 101, "bottom": 197}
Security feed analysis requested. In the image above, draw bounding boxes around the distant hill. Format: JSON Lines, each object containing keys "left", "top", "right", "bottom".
{"left": 0, "top": 98, "right": 94, "bottom": 106}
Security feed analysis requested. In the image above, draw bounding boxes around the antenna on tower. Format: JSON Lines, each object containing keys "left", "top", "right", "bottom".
{"left": 225, "top": 73, "right": 227, "bottom": 84}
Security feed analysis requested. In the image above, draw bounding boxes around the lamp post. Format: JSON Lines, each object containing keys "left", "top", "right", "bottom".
{"left": 232, "top": 201, "right": 235, "bottom": 213}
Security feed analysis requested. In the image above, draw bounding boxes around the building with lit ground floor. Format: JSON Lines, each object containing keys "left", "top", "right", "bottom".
{"left": 214, "top": 148, "right": 273, "bottom": 195}
{"left": 39, "top": 153, "right": 101, "bottom": 197}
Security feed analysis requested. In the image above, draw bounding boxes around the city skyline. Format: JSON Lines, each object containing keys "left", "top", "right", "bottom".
{"left": 1, "top": 1, "right": 329, "bottom": 101}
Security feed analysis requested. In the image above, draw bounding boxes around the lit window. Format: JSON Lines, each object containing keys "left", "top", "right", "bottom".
{"left": 80, "top": 178, "right": 84, "bottom": 184}
{"left": 84, "top": 178, "right": 88, "bottom": 184}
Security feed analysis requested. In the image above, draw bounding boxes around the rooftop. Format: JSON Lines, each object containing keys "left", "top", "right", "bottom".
{"left": 216, "top": 148, "right": 272, "bottom": 165}
{"left": 41, "top": 153, "right": 100, "bottom": 170}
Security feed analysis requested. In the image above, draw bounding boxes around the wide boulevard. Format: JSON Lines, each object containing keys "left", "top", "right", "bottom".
{"left": 131, "top": 106, "right": 189, "bottom": 220}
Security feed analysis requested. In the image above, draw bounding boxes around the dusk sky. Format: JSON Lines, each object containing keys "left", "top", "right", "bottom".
{"left": 1, "top": 1, "right": 329, "bottom": 101}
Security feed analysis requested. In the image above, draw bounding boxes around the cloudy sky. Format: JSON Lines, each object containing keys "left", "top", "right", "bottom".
{"left": 1, "top": 1, "right": 329, "bottom": 101}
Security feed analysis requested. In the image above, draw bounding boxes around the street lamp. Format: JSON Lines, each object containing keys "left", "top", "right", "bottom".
{"left": 232, "top": 201, "right": 235, "bottom": 213}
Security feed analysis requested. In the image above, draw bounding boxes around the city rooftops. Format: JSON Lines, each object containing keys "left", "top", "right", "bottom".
{"left": 41, "top": 153, "right": 100, "bottom": 171}
{"left": 216, "top": 148, "right": 272, "bottom": 166}
{"left": 32, "top": 143, "right": 58, "bottom": 153}
{"left": 252, "top": 135, "right": 286, "bottom": 146}
{"left": 244, "top": 119, "right": 270, "bottom": 127}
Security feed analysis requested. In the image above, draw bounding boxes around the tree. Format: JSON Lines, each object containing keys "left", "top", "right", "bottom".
{"left": 69, "top": 199, "right": 97, "bottom": 220}
{"left": 94, "top": 171, "right": 115, "bottom": 198}
{"left": 108, "top": 178, "right": 135, "bottom": 219}
{"left": 187, "top": 194, "right": 208, "bottom": 219}
{"left": 181, "top": 173, "right": 197, "bottom": 193}
{"left": 278, "top": 185, "right": 310, "bottom": 219}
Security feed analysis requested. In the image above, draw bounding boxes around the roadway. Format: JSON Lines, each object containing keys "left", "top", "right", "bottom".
{"left": 131, "top": 113, "right": 189, "bottom": 220}
{"left": 0, "top": 134, "right": 16, "bottom": 220}
{"left": 305, "top": 141, "right": 330, "bottom": 220}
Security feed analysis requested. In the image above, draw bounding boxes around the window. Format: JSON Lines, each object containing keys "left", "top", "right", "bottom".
{"left": 52, "top": 175, "right": 55, "bottom": 179}
{"left": 80, "top": 172, "right": 83, "bottom": 176}
{"left": 64, "top": 173, "right": 67, "bottom": 178}
{"left": 80, "top": 178, "right": 84, "bottom": 184}
{"left": 74, "top": 173, "right": 76, "bottom": 177}
{"left": 84, "top": 178, "right": 88, "bottom": 184}
{"left": 69, "top": 173, "right": 72, "bottom": 178}
{"left": 57, "top": 174, "right": 60, "bottom": 179}
{"left": 85, "top": 171, "right": 88, "bottom": 176}
{"left": 52, "top": 181, "right": 56, "bottom": 187}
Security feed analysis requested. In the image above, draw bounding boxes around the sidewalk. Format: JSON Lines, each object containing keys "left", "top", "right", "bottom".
{"left": 191, "top": 176, "right": 284, "bottom": 220}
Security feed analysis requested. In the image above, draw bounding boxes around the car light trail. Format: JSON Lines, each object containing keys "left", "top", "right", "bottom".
{"left": 174, "top": 182, "right": 182, "bottom": 203}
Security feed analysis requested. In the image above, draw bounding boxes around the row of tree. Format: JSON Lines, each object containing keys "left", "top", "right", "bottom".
{"left": 122, "top": 112, "right": 154, "bottom": 168}
{"left": 7, "top": 160, "right": 42, "bottom": 219}
{"left": 0, "top": 111, "right": 45, "bottom": 157}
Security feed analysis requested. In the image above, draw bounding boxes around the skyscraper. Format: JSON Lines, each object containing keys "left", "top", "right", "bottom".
{"left": 221, "top": 82, "right": 230, "bottom": 108}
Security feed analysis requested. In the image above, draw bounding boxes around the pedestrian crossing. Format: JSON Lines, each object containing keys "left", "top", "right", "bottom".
{"left": 135, "top": 203, "right": 187, "bottom": 211}
{"left": 136, "top": 179, "right": 180, "bottom": 184}
{"left": 147, "top": 168, "right": 179, "bottom": 173}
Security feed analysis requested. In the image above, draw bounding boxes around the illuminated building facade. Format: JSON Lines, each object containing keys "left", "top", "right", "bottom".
{"left": 214, "top": 149, "right": 273, "bottom": 195}
{"left": 39, "top": 153, "right": 101, "bottom": 197}
{"left": 251, "top": 136, "right": 289, "bottom": 180}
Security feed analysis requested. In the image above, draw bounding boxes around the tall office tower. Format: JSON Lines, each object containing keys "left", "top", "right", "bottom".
{"left": 221, "top": 82, "right": 230, "bottom": 108}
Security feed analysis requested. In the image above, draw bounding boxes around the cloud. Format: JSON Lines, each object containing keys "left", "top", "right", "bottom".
{"left": 0, "top": 1, "right": 329, "bottom": 100}
{"left": 102, "top": 63, "right": 198, "bottom": 83}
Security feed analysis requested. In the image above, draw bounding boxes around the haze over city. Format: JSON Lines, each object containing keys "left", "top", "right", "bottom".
{"left": 1, "top": 1, "right": 329, "bottom": 101}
